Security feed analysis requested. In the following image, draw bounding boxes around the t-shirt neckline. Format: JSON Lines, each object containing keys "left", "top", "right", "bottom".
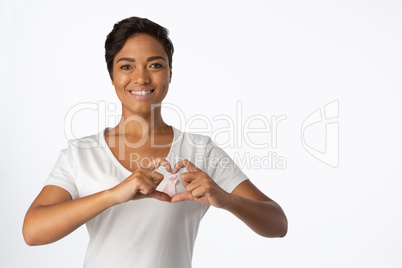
{"left": 100, "top": 125, "right": 178, "bottom": 175}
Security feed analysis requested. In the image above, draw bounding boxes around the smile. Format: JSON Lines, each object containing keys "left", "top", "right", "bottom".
{"left": 128, "top": 88, "right": 155, "bottom": 100}
{"left": 129, "top": 89, "right": 155, "bottom": 95}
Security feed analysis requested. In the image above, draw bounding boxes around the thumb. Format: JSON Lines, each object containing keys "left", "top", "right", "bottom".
{"left": 171, "top": 191, "right": 194, "bottom": 203}
{"left": 147, "top": 190, "right": 171, "bottom": 202}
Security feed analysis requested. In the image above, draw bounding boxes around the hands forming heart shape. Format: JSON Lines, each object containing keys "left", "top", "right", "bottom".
{"left": 112, "top": 158, "right": 230, "bottom": 209}
{"left": 161, "top": 174, "right": 178, "bottom": 198}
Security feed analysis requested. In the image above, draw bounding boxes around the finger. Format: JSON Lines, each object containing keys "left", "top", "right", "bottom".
{"left": 172, "top": 159, "right": 200, "bottom": 174}
{"left": 172, "top": 159, "right": 196, "bottom": 173}
{"left": 134, "top": 169, "right": 161, "bottom": 187}
{"left": 146, "top": 190, "right": 171, "bottom": 202}
{"left": 180, "top": 172, "right": 200, "bottom": 188}
{"left": 133, "top": 172, "right": 158, "bottom": 195}
{"left": 137, "top": 181, "right": 157, "bottom": 195}
{"left": 171, "top": 191, "right": 195, "bottom": 203}
{"left": 151, "top": 157, "right": 173, "bottom": 173}
{"left": 184, "top": 179, "right": 202, "bottom": 192}
{"left": 191, "top": 187, "right": 208, "bottom": 199}
{"left": 147, "top": 170, "right": 164, "bottom": 185}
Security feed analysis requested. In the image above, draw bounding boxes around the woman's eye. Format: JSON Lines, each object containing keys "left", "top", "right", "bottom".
{"left": 120, "top": 64, "right": 132, "bottom": 70}
{"left": 150, "top": 63, "right": 163, "bottom": 69}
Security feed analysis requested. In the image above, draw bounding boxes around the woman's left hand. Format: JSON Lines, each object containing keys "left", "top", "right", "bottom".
{"left": 170, "top": 159, "right": 230, "bottom": 208}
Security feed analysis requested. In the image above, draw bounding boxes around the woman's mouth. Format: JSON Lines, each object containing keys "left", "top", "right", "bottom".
{"left": 129, "top": 89, "right": 155, "bottom": 100}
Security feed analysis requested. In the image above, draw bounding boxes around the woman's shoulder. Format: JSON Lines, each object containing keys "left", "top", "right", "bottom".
{"left": 65, "top": 128, "right": 107, "bottom": 151}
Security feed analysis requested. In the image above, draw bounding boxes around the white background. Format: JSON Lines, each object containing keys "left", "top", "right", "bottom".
{"left": 1, "top": 0, "right": 401, "bottom": 267}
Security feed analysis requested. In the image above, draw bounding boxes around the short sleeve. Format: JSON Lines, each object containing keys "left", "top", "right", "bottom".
{"left": 203, "top": 137, "right": 249, "bottom": 193}
{"left": 44, "top": 146, "right": 79, "bottom": 199}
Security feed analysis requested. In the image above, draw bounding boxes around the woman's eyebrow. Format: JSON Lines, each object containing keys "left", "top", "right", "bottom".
{"left": 116, "top": 57, "right": 135, "bottom": 63}
{"left": 146, "top": 56, "right": 166, "bottom": 62}
{"left": 116, "top": 56, "right": 166, "bottom": 63}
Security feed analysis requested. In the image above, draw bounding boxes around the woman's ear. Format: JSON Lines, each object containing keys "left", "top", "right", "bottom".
{"left": 169, "top": 65, "right": 173, "bottom": 83}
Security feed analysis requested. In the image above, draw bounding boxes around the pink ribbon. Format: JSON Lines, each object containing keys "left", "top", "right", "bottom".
{"left": 162, "top": 174, "right": 178, "bottom": 197}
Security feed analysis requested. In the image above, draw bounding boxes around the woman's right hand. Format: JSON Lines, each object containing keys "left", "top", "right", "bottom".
{"left": 23, "top": 157, "right": 173, "bottom": 246}
{"left": 110, "top": 157, "right": 173, "bottom": 204}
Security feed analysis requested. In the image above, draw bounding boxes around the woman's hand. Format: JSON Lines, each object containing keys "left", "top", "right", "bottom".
{"left": 170, "top": 159, "right": 230, "bottom": 208}
{"left": 22, "top": 157, "right": 174, "bottom": 246}
{"left": 110, "top": 157, "right": 173, "bottom": 204}
{"left": 170, "top": 159, "right": 288, "bottom": 238}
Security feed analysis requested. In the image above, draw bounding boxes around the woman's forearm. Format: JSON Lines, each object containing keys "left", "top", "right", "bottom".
{"left": 223, "top": 194, "right": 288, "bottom": 238}
{"left": 23, "top": 189, "right": 115, "bottom": 246}
{"left": 23, "top": 167, "right": 169, "bottom": 246}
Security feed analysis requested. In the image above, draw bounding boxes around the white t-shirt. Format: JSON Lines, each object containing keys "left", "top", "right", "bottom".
{"left": 45, "top": 125, "right": 249, "bottom": 268}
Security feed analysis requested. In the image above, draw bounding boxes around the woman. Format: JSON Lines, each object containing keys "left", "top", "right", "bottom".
{"left": 23, "top": 16, "right": 287, "bottom": 267}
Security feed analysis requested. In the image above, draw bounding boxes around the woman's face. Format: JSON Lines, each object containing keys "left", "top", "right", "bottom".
{"left": 112, "top": 33, "right": 172, "bottom": 116}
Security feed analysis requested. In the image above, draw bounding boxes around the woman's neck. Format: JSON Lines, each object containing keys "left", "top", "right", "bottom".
{"left": 112, "top": 106, "right": 170, "bottom": 138}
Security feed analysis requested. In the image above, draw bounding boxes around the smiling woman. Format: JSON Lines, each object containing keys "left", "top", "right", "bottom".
{"left": 22, "top": 16, "right": 287, "bottom": 268}
{"left": 112, "top": 34, "right": 172, "bottom": 115}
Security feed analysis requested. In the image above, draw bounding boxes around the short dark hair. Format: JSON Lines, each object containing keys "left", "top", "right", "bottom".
{"left": 105, "top": 16, "right": 174, "bottom": 80}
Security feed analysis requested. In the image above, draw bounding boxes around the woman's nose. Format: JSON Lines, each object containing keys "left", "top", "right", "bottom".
{"left": 132, "top": 67, "right": 150, "bottom": 84}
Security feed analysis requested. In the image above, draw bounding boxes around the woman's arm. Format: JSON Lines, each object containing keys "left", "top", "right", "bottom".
{"left": 23, "top": 185, "right": 115, "bottom": 246}
{"left": 171, "top": 159, "right": 288, "bottom": 238}
{"left": 226, "top": 179, "right": 287, "bottom": 238}
{"left": 23, "top": 164, "right": 171, "bottom": 246}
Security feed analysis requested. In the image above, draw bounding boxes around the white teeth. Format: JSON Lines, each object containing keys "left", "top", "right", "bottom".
{"left": 131, "top": 90, "right": 152, "bottom": 95}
